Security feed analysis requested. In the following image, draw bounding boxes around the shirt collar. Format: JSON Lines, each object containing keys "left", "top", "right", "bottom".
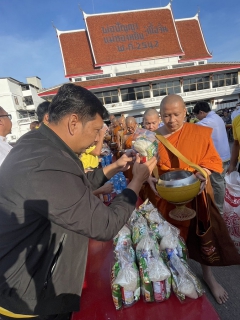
{"left": 206, "top": 111, "right": 215, "bottom": 118}
{"left": 0, "top": 136, "right": 7, "bottom": 142}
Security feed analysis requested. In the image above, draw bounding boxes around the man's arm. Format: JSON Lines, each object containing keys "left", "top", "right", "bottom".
{"left": 28, "top": 155, "right": 156, "bottom": 241}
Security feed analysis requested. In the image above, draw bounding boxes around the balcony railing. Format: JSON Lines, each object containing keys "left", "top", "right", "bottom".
{"left": 17, "top": 116, "right": 37, "bottom": 125}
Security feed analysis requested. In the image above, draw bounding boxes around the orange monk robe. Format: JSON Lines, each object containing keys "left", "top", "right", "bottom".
{"left": 124, "top": 134, "right": 134, "bottom": 149}
{"left": 113, "top": 125, "right": 121, "bottom": 143}
{"left": 141, "top": 123, "right": 222, "bottom": 240}
{"left": 117, "top": 129, "right": 128, "bottom": 149}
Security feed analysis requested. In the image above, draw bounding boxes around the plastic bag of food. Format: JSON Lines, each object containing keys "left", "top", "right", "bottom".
{"left": 132, "top": 216, "right": 150, "bottom": 245}
{"left": 113, "top": 225, "right": 132, "bottom": 246}
{"left": 136, "top": 232, "right": 171, "bottom": 302}
{"left": 113, "top": 261, "right": 140, "bottom": 307}
{"left": 132, "top": 128, "right": 158, "bottom": 162}
{"left": 168, "top": 251, "right": 204, "bottom": 301}
{"left": 111, "top": 262, "right": 122, "bottom": 310}
{"left": 127, "top": 208, "right": 142, "bottom": 229}
{"left": 139, "top": 258, "right": 155, "bottom": 302}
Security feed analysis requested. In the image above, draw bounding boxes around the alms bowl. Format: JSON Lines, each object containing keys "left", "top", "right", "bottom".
{"left": 156, "top": 170, "right": 200, "bottom": 204}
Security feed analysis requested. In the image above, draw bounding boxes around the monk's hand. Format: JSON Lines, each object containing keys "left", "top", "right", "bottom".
{"left": 195, "top": 172, "right": 207, "bottom": 194}
{"left": 147, "top": 176, "right": 160, "bottom": 197}
{"left": 132, "top": 155, "right": 157, "bottom": 183}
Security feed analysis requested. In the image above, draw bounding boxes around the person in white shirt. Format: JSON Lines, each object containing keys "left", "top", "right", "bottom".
{"left": 0, "top": 107, "right": 13, "bottom": 166}
{"left": 193, "top": 101, "right": 230, "bottom": 215}
{"left": 231, "top": 102, "right": 240, "bottom": 121}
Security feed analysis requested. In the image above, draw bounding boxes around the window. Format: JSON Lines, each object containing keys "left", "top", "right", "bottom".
{"left": 152, "top": 80, "right": 181, "bottom": 97}
{"left": 121, "top": 87, "right": 135, "bottom": 102}
{"left": 134, "top": 85, "right": 150, "bottom": 100}
{"left": 86, "top": 74, "right": 111, "bottom": 81}
{"left": 21, "top": 85, "right": 30, "bottom": 91}
{"left": 116, "top": 70, "right": 140, "bottom": 76}
{"left": 145, "top": 66, "right": 168, "bottom": 72}
{"left": 212, "top": 72, "right": 238, "bottom": 88}
{"left": 94, "top": 90, "right": 119, "bottom": 105}
{"left": 172, "top": 62, "right": 194, "bottom": 69}
{"left": 14, "top": 96, "right": 19, "bottom": 105}
{"left": 120, "top": 85, "right": 150, "bottom": 101}
{"left": 24, "top": 96, "right": 34, "bottom": 106}
{"left": 183, "top": 76, "right": 210, "bottom": 92}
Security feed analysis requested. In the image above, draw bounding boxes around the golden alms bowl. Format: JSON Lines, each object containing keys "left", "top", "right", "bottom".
{"left": 156, "top": 170, "right": 201, "bottom": 221}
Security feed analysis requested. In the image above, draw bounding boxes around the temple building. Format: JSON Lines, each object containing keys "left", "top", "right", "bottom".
{"left": 38, "top": 3, "right": 240, "bottom": 121}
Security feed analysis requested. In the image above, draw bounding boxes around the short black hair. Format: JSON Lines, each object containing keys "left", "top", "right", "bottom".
{"left": 36, "top": 101, "right": 50, "bottom": 123}
{"left": 48, "top": 83, "right": 109, "bottom": 124}
{"left": 193, "top": 101, "right": 211, "bottom": 114}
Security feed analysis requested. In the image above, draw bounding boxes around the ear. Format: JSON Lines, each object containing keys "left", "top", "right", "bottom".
{"left": 44, "top": 114, "right": 49, "bottom": 123}
{"left": 67, "top": 114, "right": 80, "bottom": 136}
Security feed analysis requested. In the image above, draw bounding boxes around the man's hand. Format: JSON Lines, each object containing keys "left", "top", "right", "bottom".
{"left": 127, "top": 155, "right": 157, "bottom": 196}
{"left": 147, "top": 176, "right": 160, "bottom": 196}
{"left": 93, "top": 182, "right": 113, "bottom": 196}
{"left": 115, "top": 152, "right": 136, "bottom": 172}
{"left": 132, "top": 155, "right": 157, "bottom": 183}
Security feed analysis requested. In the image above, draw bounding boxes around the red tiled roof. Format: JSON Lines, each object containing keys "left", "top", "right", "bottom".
{"left": 176, "top": 17, "right": 212, "bottom": 62}
{"left": 58, "top": 30, "right": 101, "bottom": 77}
{"left": 38, "top": 63, "right": 240, "bottom": 97}
{"left": 85, "top": 7, "right": 184, "bottom": 66}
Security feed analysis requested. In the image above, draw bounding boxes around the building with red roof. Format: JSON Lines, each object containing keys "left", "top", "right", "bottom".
{"left": 39, "top": 3, "right": 240, "bottom": 120}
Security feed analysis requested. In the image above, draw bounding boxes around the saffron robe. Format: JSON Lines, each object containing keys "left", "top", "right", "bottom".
{"left": 141, "top": 123, "right": 223, "bottom": 240}
{"left": 124, "top": 134, "right": 134, "bottom": 149}
{"left": 112, "top": 125, "right": 121, "bottom": 143}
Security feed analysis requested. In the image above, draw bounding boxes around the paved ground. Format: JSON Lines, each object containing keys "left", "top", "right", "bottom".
{"left": 189, "top": 260, "right": 240, "bottom": 320}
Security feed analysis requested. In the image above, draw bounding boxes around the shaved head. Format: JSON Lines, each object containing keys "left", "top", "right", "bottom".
{"left": 160, "top": 95, "right": 185, "bottom": 113}
{"left": 109, "top": 114, "right": 115, "bottom": 122}
{"left": 143, "top": 108, "right": 160, "bottom": 131}
{"left": 126, "top": 116, "right": 137, "bottom": 134}
{"left": 159, "top": 95, "right": 186, "bottom": 133}
{"left": 112, "top": 117, "right": 119, "bottom": 127}
{"left": 144, "top": 108, "right": 159, "bottom": 118}
{"left": 119, "top": 115, "right": 126, "bottom": 129}
{"left": 126, "top": 116, "right": 136, "bottom": 125}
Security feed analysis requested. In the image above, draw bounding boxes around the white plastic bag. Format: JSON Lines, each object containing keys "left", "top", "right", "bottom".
{"left": 223, "top": 172, "right": 240, "bottom": 253}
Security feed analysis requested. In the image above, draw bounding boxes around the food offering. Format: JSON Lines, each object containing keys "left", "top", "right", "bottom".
{"left": 111, "top": 200, "right": 204, "bottom": 309}
{"left": 132, "top": 128, "right": 158, "bottom": 163}
{"left": 111, "top": 226, "right": 140, "bottom": 309}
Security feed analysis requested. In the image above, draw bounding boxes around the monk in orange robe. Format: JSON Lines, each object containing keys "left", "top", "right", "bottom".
{"left": 117, "top": 116, "right": 128, "bottom": 150}
{"left": 112, "top": 118, "right": 121, "bottom": 143}
{"left": 143, "top": 95, "right": 228, "bottom": 305}
{"left": 123, "top": 117, "right": 138, "bottom": 149}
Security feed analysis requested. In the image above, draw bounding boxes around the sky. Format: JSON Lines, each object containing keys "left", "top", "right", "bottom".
{"left": 0, "top": 0, "right": 240, "bottom": 89}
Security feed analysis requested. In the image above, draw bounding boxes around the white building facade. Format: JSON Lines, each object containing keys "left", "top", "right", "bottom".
{"left": 0, "top": 76, "right": 44, "bottom": 143}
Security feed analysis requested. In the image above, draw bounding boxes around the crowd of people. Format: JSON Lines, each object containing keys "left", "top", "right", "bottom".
{"left": 0, "top": 84, "right": 240, "bottom": 319}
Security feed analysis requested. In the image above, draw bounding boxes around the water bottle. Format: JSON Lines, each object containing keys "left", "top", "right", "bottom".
{"left": 105, "top": 155, "right": 110, "bottom": 166}
{"left": 101, "top": 157, "right": 105, "bottom": 168}
{"left": 113, "top": 175, "right": 121, "bottom": 194}
{"left": 119, "top": 172, "right": 127, "bottom": 190}
{"left": 107, "top": 153, "right": 112, "bottom": 164}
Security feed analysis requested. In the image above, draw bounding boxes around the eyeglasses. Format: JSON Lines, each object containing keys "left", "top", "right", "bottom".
{"left": 0, "top": 114, "right": 12, "bottom": 120}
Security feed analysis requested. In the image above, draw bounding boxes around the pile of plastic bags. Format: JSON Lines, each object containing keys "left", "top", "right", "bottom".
{"left": 111, "top": 200, "right": 205, "bottom": 310}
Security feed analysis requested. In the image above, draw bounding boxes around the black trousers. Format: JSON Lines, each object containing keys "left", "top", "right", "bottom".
{"left": 0, "top": 313, "right": 71, "bottom": 320}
